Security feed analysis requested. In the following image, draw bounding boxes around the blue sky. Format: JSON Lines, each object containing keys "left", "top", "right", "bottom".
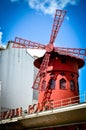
{"left": 0, "top": 0, "right": 86, "bottom": 95}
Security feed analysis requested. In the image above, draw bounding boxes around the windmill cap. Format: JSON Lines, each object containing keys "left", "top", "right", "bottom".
{"left": 34, "top": 51, "right": 85, "bottom": 69}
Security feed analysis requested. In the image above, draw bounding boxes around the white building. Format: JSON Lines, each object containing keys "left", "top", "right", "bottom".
{"left": 0, "top": 41, "right": 39, "bottom": 111}
{"left": 0, "top": 81, "right": 1, "bottom": 112}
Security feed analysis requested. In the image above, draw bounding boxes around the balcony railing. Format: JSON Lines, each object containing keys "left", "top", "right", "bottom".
{"left": 0, "top": 92, "right": 86, "bottom": 120}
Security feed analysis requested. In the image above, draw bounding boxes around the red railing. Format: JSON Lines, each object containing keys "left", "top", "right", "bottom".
{"left": 0, "top": 92, "right": 86, "bottom": 120}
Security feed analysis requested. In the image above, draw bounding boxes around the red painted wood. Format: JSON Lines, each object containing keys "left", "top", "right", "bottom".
{"left": 37, "top": 53, "right": 84, "bottom": 108}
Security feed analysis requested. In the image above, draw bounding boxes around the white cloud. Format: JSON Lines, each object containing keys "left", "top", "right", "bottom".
{"left": 28, "top": 0, "right": 57, "bottom": 15}
{"left": 10, "top": 0, "right": 80, "bottom": 15}
{"left": 0, "top": 31, "right": 3, "bottom": 44}
{"left": 27, "top": 0, "right": 80, "bottom": 16}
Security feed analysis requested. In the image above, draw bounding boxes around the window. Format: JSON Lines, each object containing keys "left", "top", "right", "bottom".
{"left": 60, "top": 78, "right": 66, "bottom": 89}
{"left": 49, "top": 78, "right": 56, "bottom": 89}
{"left": 70, "top": 80, "right": 75, "bottom": 91}
{"left": 33, "top": 89, "right": 38, "bottom": 100}
{"left": 60, "top": 72, "right": 65, "bottom": 76}
{"left": 70, "top": 73, "right": 74, "bottom": 78}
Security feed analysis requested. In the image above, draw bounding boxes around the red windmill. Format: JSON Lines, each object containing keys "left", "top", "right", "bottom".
{"left": 13, "top": 10, "right": 86, "bottom": 110}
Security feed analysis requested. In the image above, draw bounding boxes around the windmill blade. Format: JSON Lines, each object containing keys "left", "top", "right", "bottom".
{"left": 32, "top": 52, "right": 50, "bottom": 90}
{"left": 55, "top": 47, "right": 86, "bottom": 61}
{"left": 13, "top": 37, "right": 46, "bottom": 50}
{"left": 49, "top": 10, "right": 66, "bottom": 44}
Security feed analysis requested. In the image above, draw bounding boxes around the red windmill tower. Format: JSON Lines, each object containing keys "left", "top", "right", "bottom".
{"left": 13, "top": 10, "right": 86, "bottom": 110}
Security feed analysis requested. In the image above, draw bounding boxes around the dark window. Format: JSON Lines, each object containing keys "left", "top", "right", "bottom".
{"left": 60, "top": 72, "right": 65, "bottom": 76}
{"left": 60, "top": 78, "right": 66, "bottom": 89}
{"left": 70, "top": 80, "right": 75, "bottom": 91}
{"left": 49, "top": 78, "right": 56, "bottom": 89}
{"left": 70, "top": 73, "right": 74, "bottom": 78}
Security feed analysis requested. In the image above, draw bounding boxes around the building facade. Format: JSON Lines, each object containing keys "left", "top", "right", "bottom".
{"left": 0, "top": 41, "right": 37, "bottom": 111}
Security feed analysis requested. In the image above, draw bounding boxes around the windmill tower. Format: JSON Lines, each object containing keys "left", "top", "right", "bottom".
{"left": 13, "top": 10, "right": 86, "bottom": 110}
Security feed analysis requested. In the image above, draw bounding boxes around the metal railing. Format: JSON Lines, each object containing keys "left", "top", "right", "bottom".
{"left": 0, "top": 92, "right": 86, "bottom": 121}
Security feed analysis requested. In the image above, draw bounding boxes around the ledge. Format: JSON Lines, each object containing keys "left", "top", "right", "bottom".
{"left": 0, "top": 103, "right": 86, "bottom": 130}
